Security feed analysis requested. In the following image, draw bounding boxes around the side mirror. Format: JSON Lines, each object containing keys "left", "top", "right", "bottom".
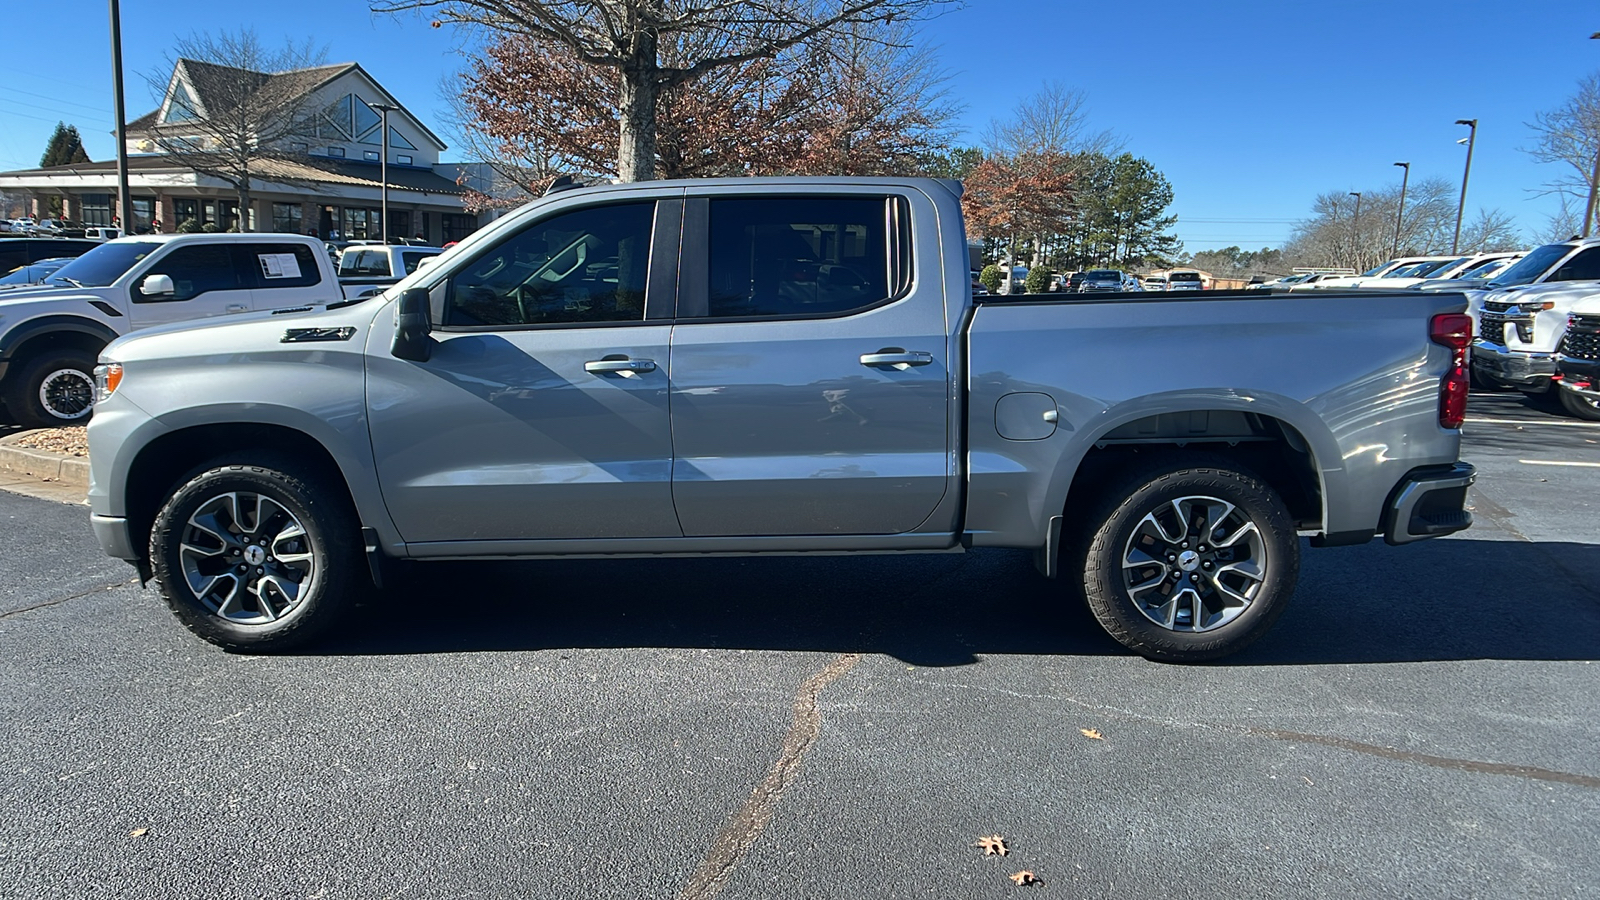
{"left": 140, "top": 273, "right": 175, "bottom": 297}
{"left": 391, "top": 287, "right": 434, "bottom": 362}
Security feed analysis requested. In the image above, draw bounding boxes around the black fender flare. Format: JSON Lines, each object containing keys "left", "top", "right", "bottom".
{"left": 0, "top": 314, "right": 120, "bottom": 364}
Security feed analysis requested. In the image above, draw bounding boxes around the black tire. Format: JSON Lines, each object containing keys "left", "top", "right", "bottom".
{"left": 1559, "top": 388, "right": 1600, "bottom": 421}
{"left": 148, "top": 455, "right": 363, "bottom": 652}
{"left": 4, "top": 349, "right": 96, "bottom": 428}
{"left": 1069, "top": 455, "right": 1299, "bottom": 663}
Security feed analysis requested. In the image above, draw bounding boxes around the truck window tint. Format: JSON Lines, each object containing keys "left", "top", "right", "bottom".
{"left": 445, "top": 202, "right": 654, "bottom": 327}
{"left": 401, "top": 250, "right": 437, "bottom": 274}
{"left": 707, "top": 197, "right": 892, "bottom": 318}
{"left": 242, "top": 243, "right": 322, "bottom": 289}
{"left": 137, "top": 244, "right": 240, "bottom": 302}
{"left": 340, "top": 249, "right": 390, "bottom": 278}
{"left": 1551, "top": 247, "right": 1600, "bottom": 282}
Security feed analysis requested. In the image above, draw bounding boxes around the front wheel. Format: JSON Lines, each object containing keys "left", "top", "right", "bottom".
{"left": 4, "top": 350, "right": 96, "bottom": 428}
{"left": 148, "top": 458, "right": 364, "bottom": 651}
{"left": 1559, "top": 387, "right": 1600, "bottom": 421}
{"left": 1072, "top": 457, "right": 1300, "bottom": 662}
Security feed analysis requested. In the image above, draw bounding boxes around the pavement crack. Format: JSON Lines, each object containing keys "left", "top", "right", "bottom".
{"left": 675, "top": 652, "right": 862, "bottom": 900}
{"left": 0, "top": 578, "right": 134, "bottom": 620}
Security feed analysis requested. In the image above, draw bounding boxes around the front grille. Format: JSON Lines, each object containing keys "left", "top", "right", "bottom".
{"left": 1561, "top": 316, "right": 1600, "bottom": 361}
{"left": 1480, "top": 303, "right": 1533, "bottom": 343}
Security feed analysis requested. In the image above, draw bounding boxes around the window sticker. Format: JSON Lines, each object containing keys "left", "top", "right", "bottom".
{"left": 259, "top": 252, "right": 302, "bottom": 280}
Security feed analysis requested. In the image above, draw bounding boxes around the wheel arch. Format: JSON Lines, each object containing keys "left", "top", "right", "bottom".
{"left": 0, "top": 316, "right": 118, "bottom": 370}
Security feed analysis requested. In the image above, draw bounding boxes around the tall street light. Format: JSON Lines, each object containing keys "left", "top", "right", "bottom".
{"left": 109, "top": 0, "right": 133, "bottom": 234}
{"left": 1584, "top": 32, "right": 1599, "bottom": 237}
{"left": 1392, "top": 162, "right": 1410, "bottom": 258}
{"left": 1452, "top": 118, "right": 1478, "bottom": 253}
{"left": 370, "top": 103, "right": 399, "bottom": 243}
{"left": 1349, "top": 192, "right": 1362, "bottom": 267}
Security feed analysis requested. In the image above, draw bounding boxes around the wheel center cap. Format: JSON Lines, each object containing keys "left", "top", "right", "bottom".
{"left": 244, "top": 545, "right": 266, "bottom": 566}
{"left": 1177, "top": 550, "right": 1201, "bottom": 572}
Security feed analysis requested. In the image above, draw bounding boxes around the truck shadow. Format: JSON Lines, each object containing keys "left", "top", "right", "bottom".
{"left": 319, "top": 536, "right": 1600, "bottom": 666}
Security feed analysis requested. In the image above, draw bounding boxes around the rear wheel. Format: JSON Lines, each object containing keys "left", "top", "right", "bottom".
{"left": 1559, "top": 387, "right": 1600, "bottom": 421}
{"left": 4, "top": 350, "right": 96, "bottom": 428}
{"left": 1071, "top": 456, "right": 1299, "bottom": 662}
{"left": 148, "top": 457, "right": 363, "bottom": 652}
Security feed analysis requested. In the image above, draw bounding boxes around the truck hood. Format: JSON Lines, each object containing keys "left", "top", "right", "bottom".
{"left": 103, "top": 297, "right": 388, "bottom": 363}
{"left": 0, "top": 284, "right": 105, "bottom": 304}
{"left": 1481, "top": 280, "right": 1600, "bottom": 308}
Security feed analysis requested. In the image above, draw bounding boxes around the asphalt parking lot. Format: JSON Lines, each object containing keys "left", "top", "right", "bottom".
{"left": 1, "top": 390, "right": 1596, "bottom": 899}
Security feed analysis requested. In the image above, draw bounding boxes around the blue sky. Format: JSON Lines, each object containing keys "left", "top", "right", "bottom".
{"left": 1, "top": 0, "right": 1595, "bottom": 250}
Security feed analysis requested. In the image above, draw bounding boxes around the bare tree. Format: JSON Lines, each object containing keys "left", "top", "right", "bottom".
{"left": 1281, "top": 177, "right": 1522, "bottom": 271}
{"left": 377, "top": 0, "right": 958, "bottom": 182}
{"left": 1526, "top": 70, "right": 1600, "bottom": 234}
{"left": 142, "top": 30, "right": 326, "bottom": 231}
{"left": 983, "top": 81, "right": 1118, "bottom": 159}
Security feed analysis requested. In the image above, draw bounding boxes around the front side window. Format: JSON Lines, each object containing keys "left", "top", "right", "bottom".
{"left": 707, "top": 197, "right": 896, "bottom": 318}
{"left": 1493, "top": 244, "right": 1571, "bottom": 286}
{"left": 445, "top": 202, "right": 654, "bottom": 327}
{"left": 137, "top": 244, "right": 240, "bottom": 301}
{"left": 1551, "top": 247, "right": 1600, "bottom": 282}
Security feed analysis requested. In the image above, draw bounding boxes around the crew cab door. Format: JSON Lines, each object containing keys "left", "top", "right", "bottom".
{"left": 667, "top": 190, "right": 952, "bottom": 536}
{"left": 126, "top": 243, "right": 257, "bottom": 329}
{"left": 365, "top": 197, "right": 684, "bottom": 544}
{"left": 237, "top": 241, "right": 339, "bottom": 309}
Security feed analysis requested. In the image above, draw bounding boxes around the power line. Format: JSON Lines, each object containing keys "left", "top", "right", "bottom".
{"left": 0, "top": 96, "right": 112, "bottom": 126}
{"left": 0, "top": 85, "right": 112, "bottom": 116}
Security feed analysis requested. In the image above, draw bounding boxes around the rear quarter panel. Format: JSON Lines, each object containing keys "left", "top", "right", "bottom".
{"left": 965, "top": 291, "right": 1469, "bottom": 547}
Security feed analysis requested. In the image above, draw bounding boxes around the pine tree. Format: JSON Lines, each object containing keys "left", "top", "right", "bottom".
{"left": 39, "top": 122, "right": 91, "bottom": 167}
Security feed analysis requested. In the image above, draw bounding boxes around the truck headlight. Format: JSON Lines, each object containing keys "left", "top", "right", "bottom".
{"left": 93, "top": 363, "right": 123, "bottom": 403}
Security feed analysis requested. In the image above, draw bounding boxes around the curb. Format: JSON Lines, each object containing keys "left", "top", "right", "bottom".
{"left": 0, "top": 431, "right": 89, "bottom": 490}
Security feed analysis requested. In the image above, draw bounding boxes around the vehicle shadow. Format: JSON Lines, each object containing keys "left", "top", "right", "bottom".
{"left": 316, "top": 536, "right": 1600, "bottom": 666}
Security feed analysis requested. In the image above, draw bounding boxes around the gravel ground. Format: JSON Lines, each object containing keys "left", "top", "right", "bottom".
{"left": 9, "top": 426, "right": 87, "bottom": 456}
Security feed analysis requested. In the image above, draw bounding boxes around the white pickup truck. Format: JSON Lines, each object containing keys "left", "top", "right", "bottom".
{"left": 0, "top": 233, "right": 342, "bottom": 427}
{"left": 1469, "top": 237, "right": 1600, "bottom": 397}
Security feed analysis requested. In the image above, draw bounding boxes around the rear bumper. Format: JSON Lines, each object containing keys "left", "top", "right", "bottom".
{"left": 1383, "top": 463, "right": 1475, "bottom": 546}
{"left": 1472, "top": 342, "right": 1554, "bottom": 388}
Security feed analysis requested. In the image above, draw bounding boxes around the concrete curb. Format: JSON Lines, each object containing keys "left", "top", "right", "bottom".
{"left": 0, "top": 431, "right": 89, "bottom": 490}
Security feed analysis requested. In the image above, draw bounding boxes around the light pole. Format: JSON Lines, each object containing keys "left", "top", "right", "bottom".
{"left": 1392, "top": 162, "right": 1410, "bottom": 258}
{"left": 109, "top": 0, "right": 133, "bottom": 234}
{"left": 370, "top": 103, "right": 398, "bottom": 243}
{"left": 1452, "top": 118, "right": 1478, "bottom": 253}
{"left": 1349, "top": 192, "right": 1362, "bottom": 267}
{"left": 1584, "top": 33, "right": 1599, "bottom": 237}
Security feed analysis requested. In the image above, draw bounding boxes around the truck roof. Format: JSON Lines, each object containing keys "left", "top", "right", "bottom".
{"left": 103, "top": 232, "right": 323, "bottom": 246}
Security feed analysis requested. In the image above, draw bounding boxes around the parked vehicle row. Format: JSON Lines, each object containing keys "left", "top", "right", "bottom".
{"left": 1467, "top": 237, "right": 1600, "bottom": 410}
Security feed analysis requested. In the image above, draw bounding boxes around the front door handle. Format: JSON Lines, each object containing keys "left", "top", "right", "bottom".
{"left": 584, "top": 356, "right": 657, "bottom": 376}
{"left": 860, "top": 349, "right": 934, "bottom": 369}
{"left": 226, "top": 303, "right": 250, "bottom": 314}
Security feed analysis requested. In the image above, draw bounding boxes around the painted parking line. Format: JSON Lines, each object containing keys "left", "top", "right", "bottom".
{"left": 1464, "top": 417, "right": 1600, "bottom": 429}
{"left": 1517, "top": 459, "right": 1600, "bottom": 468}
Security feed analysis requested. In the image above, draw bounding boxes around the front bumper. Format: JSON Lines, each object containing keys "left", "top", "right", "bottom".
{"left": 1557, "top": 354, "right": 1600, "bottom": 399}
{"left": 1471, "top": 341, "right": 1555, "bottom": 388}
{"left": 1383, "top": 463, "right": 1475, "bottom": 546}
{"left": 91, "top": 513, "right": 139, "bottom": 560}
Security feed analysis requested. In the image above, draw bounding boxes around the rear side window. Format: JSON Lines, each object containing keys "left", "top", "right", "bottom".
{"left": 401, "top": 250, "right": 438, "bottom": 274}
{"left": 242, "top": 243, "right": 323, "bottom": 289}
{"left": 137, "top": 244, "right": 241, "bottom": 302}
{"left": 705, "top": 197, "right": 905, "bottom": 319}
{"left": 445, "top": 201, "right": 655, "bottom": 327}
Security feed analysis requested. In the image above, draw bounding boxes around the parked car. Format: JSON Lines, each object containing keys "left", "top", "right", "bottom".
{"left": 1066, "top": 271, "right": 1085, "bottom": 292}
{"left": 1348, "top": 254, "right": 1518, "bottom": 291}
{"left": 1554, "top": 298, "right": 1600, "bottom": 420}
{"left": 1166, "top": 270, "right": 1204, "bottom": 291}
{"left": 0, "top": 233, "right": 343, "bottom": 427}
{"left": 87, "top": 176, "right": 1475, "bottom": 663}
{"left": 337, "top": 244, "right": 445, "bottom": 298}
{"left": 1142, "top": 274, "right": 1169, "bottom": 291}
{"left": 0, "top": 257, "right": 76, "bottom": 290}
{"left": 1294, "top": 257, "right": 1449, "bottom": 290}
{"left": 29, "top": 218, "right": 84, "bottom": 237}
{"left": 0, "top": 237, "right": 100, "bottom": 275}
{"left": 1460, "top": 237, "right": 1600, "bottom": 385}
{"left": 84, "top": 226, "right": 123, "bottom": 242}
{"left": 7, "top": 217, "right": 38, "bottom": 234}
{"left": 1121, "top": 273, "right": 1143, "bottom": 292}
{"left": 1078, "top": 269, "right": 1126, "bottom": 292}
{"left": 1413, "top": 253, "right": 1523, "bottom": 291}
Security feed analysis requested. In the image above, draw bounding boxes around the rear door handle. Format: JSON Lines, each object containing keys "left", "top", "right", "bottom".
{"left": 584, "top": 356, "right": 657, "bottom": 376}
{"left": 860, "top": 349, "right": 933, "bottom": 369}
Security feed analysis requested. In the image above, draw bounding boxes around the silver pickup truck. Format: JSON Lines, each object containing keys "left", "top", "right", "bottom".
{"left": 85, "top": 177, "right": 1476, "bottom": 662}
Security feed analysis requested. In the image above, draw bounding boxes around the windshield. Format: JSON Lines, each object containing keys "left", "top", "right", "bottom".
{"left": 1359, "top": 263, "right": 1391, "bottom": 276}
{"left": 1489, "top": 243, "right": 1572, "bottom": 287}
{"left": 45, "top": 241, "right": 160, "bottom": 287}
{"left": 1462, "top": 257, "right": 1516, "bottom": 280}
{"left": 1398, "top": 258, "right": 1464, "bottom": 277}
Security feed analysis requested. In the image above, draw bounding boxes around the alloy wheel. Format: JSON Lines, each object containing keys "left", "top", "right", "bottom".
{"left": 38, "top": 368, "right": 94, "bottom": 421}
{"left": 1120, "top": 495, "right": 1267, "bottom": 632}
{"left": 179, "top": 492, "right": 317, "bottom": 625}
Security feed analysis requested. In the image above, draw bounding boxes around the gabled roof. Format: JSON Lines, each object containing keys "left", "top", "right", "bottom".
{"left": 130, "top": 60, "right": 447, "bottom": 151}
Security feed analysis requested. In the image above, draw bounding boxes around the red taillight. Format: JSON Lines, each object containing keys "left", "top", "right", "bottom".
{"left": 1431, "top": 313, "right": 1472, "bottom": 429}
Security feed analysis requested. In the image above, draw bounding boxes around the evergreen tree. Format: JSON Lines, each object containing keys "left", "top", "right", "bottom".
{"left": 39, "top": 122, "right": 91, "bottom": 167}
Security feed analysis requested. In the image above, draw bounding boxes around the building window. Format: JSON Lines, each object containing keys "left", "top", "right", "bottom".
{"left": 81, "top": 193, "right": 112, "bottom": 227}
{"left": 364, "top": 150, "right": 380, "bottom": 161}
{"left": 272, "top": 203, "right": 303, "bottom": 234}
{"left": 131, "top": 198, "right": 156, "bottom": 234}
{"left": 174, "top": 199, "right": 199, "bottom": 229}
{"left": 327, "top": 146, "right": 346, "bottom": 158}
{"left": 389, "top": 210, "right": 411, "bottom": 241}
{"left": 396, "top": 155, "right": 413, "bottom": 166}
{"left": 341, "top": 207, "right": 381, "bottom": 240}
{"left": 441, "top": 213, "right": 477, "bottom": 244}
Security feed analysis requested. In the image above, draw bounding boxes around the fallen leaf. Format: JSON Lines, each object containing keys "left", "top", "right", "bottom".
{"left": 129, "top": 827, "right": 148, "bottom": 837}
{"left": 975, "top": 834, "right": 1008, "bottom": 856}
{"left": 1080, "top": 728, "right": 1103, "bottom": 740}
{"left": 1010, "top": 870, "right": 1041, "bottom": 886}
